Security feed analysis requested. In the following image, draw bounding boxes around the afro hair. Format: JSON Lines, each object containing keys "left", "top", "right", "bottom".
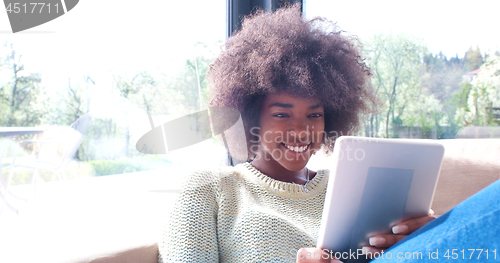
{"left": 208, "top": 4, "right": 377, "bottom": 160}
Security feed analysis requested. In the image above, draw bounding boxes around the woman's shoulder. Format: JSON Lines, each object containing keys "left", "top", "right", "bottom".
{"left": 178, "top": 165, "right": 244, "bottom": 191}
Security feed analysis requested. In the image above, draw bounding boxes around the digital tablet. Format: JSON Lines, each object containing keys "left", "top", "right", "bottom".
{"left": 316, "top": 136, "right": 445, "bottom": 253}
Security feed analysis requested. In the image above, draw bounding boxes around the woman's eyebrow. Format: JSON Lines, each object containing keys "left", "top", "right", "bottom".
{"left": 309, "top": 104, "right": 322, "bottom": 110}
{"left": 268, "top": 103, "right": 323, "bottom": 109}
{"left": 269, "top": 102, "right": 293, "bottom": 108}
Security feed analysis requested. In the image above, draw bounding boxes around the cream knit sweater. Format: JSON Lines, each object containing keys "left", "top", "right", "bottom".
{"left": 158, "top": 162, "right": 329, "bottom": 262}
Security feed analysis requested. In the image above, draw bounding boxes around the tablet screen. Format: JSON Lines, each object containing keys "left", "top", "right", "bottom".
{"left": 350, "top": 167, "right": 413, "bottom": 250}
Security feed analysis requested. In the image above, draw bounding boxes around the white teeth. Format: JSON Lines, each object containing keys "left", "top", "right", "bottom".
{"left": 284, "top": 144, "right": 309, "bottom": 153}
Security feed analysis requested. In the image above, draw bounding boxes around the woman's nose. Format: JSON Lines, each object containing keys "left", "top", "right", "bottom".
{"left": 287, "top": 121, "right": 310, "bottom": 142}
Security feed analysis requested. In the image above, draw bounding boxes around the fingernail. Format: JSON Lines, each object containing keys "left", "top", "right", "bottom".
{"left": 392, "top": 225, "right": 408, "bottom": 234}
{"left": 369, "top": 237, "right": 386, "bottom": 246}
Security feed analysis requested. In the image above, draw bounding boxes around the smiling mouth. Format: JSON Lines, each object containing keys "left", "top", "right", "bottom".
{"left": 282, "top": 143, "right": 311, "bottom": 153}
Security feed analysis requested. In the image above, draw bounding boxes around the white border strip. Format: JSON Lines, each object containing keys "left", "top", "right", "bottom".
{"left": 60, "top": 0, "right": 68, "bottom": 13}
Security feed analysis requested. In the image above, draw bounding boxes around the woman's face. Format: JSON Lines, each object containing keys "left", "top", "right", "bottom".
{"left": 253, "top": 93, "right": 325, "bottom": 172}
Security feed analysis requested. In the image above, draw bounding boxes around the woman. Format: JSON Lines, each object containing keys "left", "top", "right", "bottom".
{"left": 158, "top": 5, "right": 434, "bottom": 262}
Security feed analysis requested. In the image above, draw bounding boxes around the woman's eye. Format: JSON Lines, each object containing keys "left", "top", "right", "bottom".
{"left": 309, "top": 113, "right": 324, "bottom": 118}
{"left": 273, "top": 113, "right": 289, "bottom": 118}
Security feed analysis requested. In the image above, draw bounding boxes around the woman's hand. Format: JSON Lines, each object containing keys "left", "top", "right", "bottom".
{"left": 362, "top": 214, "right": 436, "bottom": 254}
{"left": 299, "top": 211, "right": 436, "bottom": 262}
{"left": 296, "top": 248, "right": 343, "bottom": 263}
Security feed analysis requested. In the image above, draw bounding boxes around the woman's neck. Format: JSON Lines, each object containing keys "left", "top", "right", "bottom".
{"left": 250, "top": 157, "right": 311, "bottom": 185}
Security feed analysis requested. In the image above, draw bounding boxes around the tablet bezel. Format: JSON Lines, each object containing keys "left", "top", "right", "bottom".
{"left": 316, "top": 136, "right": 445, "bottom": 253}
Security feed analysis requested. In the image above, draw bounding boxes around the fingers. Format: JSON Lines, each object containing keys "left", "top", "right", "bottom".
{"left": 364, "top": 215, "right": 436, "bottom": 253}
{"left": 368, "top": 235, "right": 407, "bottom": 248}
{"left": 361, "top": 215, "right": 437, "bottom": 256}
{"left": 391, "top": 215, "right": 436, "bottom": 235}
{"left": 296, "top": 248, "right": 343, "bottom": 263}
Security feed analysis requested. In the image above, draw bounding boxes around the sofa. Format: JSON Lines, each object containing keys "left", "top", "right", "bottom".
{"left": 1, "top": 139, "right": 499, "bottom": 263}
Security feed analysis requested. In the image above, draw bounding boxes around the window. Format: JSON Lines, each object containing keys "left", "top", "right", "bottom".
{"left": 306, "top": 0, "right": 500, "bottom": 139}
{"left": 0, "top": 0, "right": 227, "bottom": 182}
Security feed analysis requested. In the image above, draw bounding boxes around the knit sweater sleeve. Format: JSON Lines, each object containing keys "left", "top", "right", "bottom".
{"left": 158, "top": 169, "right": 220, "bottom": 262}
